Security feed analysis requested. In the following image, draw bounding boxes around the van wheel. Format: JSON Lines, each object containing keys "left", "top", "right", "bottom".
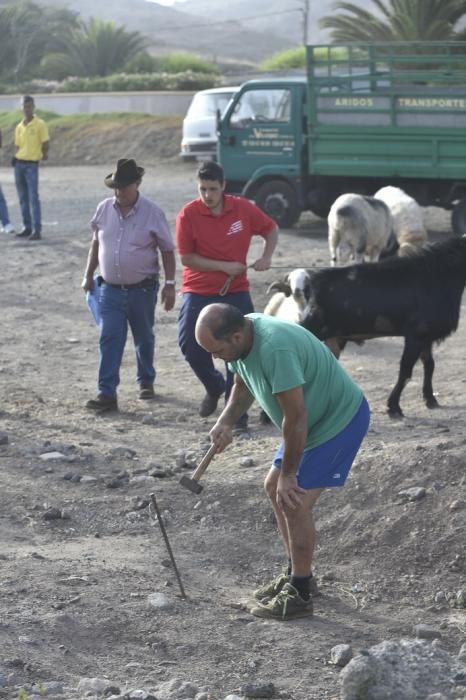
{"left": 254, "top": 180, "right": 301, "bottom": 228}
{"left": 451, "top": 198, "right": 466, "bottom": 236}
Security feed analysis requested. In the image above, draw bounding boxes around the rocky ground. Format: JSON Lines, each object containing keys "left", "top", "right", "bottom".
{"left": 0, "top": 159, "right": 465, "bottom": 700}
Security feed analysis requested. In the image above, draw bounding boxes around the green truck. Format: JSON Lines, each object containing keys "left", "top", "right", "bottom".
{"left": 217, "top": 41, "right": 466, "bottom": 233}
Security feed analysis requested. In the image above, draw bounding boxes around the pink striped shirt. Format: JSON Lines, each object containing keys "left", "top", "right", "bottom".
{"left": 91, "top": 194, "right": 175, "bottom": 285}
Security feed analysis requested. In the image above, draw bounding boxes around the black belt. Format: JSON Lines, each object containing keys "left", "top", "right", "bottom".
{"left": 103, "top": 277, "right": 158, "bottom": 290}
{"left": 16, "top": 159, "right": 39, "bottom": 164}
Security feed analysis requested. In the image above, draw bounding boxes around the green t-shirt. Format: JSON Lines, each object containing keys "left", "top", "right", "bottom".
{"left": 229, "top": 314, "right": 363, "bottom": 450}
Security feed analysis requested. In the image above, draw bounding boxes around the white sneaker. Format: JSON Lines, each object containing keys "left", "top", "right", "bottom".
{"left": 3, "top": 223, "right": 15, "bottom": 234}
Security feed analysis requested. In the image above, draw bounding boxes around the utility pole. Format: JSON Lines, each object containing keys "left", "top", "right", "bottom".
{"left": 300, "top": 0, "right": 310, "bottom": 46}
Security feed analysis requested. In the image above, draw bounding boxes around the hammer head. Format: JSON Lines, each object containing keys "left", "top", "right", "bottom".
{"left": 179, "top": 474, "right": 203, "bottom": 494}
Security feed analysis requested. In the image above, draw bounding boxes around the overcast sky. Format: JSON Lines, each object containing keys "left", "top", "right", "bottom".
{"left": 146, "top": 0, "right": 179, "bottom": 5}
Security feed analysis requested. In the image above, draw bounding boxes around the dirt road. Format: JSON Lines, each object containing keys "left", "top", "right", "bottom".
{"left": 0, "top": 164, "right": 464, "bottom": 699}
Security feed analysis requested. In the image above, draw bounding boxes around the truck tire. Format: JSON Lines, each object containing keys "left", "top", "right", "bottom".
{"left": 254, "top": 180, "right": 301, "bottom": 228}
{"left": 451, "top": 198, "right": 466, "bottom": 236}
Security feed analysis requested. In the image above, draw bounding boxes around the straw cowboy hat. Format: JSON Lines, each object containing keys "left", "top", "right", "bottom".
{"left": 104, "top": 158, "right": 145, "bottom": 188}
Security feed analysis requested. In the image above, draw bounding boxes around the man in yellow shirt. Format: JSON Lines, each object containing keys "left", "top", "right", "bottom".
{"left": 14, "top": 95, "right": 49, "bottom": 241}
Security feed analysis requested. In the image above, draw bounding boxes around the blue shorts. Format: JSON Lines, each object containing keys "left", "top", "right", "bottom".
{"left": 272, "top": 397, "right": 370, "bottom": 489}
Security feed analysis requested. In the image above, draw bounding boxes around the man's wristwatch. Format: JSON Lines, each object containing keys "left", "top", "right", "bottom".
{"left": 165, "top": 280, "right": 176, "bottom": 285}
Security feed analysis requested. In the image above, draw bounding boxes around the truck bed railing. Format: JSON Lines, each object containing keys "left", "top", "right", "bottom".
{"left": 306, "top": 42, "right": 466, "bottom": 130}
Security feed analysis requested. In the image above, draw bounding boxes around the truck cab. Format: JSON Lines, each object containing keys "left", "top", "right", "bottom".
{"left": 218, "top": 79, "right": 307, "bottom": 227}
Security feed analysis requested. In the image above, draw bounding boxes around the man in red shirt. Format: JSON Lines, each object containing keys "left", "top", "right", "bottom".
{"left": 176, "top": 161, "right": 278, "bottom": 431}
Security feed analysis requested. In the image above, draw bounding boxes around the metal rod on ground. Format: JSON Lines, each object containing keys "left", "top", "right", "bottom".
{"left": 149, "top": 492, "right": 187, "bottom": 600}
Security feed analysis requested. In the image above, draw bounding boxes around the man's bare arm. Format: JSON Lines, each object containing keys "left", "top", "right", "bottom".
{"left": 252, "top": 226, "right": 279, "bottom": 271}
{"left": 210, "top": 374, "right": 255, "bottom": 452}
{"left": 275, "top": 385, "right": 308, "bottom": 509}
{"left": 160, "top": 249, "right": 176, "bottom": 311}
{"left": 82, "top": 239, "right": 99, "bottom": 291}
{"left": 181, "top": 252, "right": 245, "bottom": 277}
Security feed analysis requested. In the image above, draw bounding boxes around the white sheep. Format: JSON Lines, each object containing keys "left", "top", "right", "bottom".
{"left": 263, "top": 268, "right": 310, "bottom": 323}
{"left": 374, "top": 186, "right": 427, "bottom": 257}
{"left": 327, "top": 193, "right": 394, "bottom": 265}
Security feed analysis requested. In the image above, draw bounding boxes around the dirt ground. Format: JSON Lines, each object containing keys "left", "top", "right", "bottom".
{"left": 0, "top": 161, "right": 465, "bottom": 700}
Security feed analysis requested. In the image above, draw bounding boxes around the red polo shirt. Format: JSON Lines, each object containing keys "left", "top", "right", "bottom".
{"left": 176, "top": 195, "right": 276, "bottom": 295}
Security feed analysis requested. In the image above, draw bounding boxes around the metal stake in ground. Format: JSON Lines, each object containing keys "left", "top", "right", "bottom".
{"left": 149, "top": 492, "right": 187, "bottom": 600}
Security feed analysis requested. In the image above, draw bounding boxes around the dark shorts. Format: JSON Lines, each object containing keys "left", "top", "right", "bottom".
{"left": 272, "top": 397, "right": 370, "bottom": 489}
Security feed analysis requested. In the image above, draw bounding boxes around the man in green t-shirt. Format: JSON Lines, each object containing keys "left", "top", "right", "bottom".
{"left": 195, "top": 303, "right": 370, "bottom": 621}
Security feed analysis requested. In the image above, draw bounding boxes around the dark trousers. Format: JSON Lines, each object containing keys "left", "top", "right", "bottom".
{"left": 178, "top": 291, "right": 254, "bottom": 418}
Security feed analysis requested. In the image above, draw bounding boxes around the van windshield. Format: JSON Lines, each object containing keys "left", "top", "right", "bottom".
{"left": 229, "top": 89, "right": 291, "bottom": 128}
{"left": 187, "top": 92, "right": 235, "bottom": 119}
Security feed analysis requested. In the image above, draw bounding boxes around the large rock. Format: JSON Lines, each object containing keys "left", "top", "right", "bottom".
{"left": 340, "top": 639, "right": 463, "bottom": 700}
{"left": 77, "top": 677, "right": 118, "bottom": 696}
{"left": 155, "top": 678, "right": 199, "bottom": 699}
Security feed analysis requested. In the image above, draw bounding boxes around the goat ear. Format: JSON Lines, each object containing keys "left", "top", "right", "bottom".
{"left": 266, "top": 280, "right": 292, "bottom": 296}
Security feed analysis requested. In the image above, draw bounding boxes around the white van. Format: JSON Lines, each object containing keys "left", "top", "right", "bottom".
{"left": 180, "top": 86, "right": 238, "bottom": 162}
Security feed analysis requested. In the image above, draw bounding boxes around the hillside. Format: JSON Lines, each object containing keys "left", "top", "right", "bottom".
{"left": 37, "top": 0, "right": 294, "bottom": 62}
{"left": 174, "top": 0, "right": 377, "bottom": 45}
{"left": 0, "top": 111, "right": 183, "bottom": 167}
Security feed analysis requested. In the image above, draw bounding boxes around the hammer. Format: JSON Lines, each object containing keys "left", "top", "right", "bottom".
{"left": 179, "top": 443, "right": 217, "bottom": 494}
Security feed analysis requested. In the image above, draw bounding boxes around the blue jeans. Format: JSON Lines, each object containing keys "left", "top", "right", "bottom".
{"left": 14, "top": 161, "right": 41, "bottom": 232}
{"left": 97, "top": 281, "right": 159, "bottom": 397}
{"left": 0, "top": 185, "right": 11, "bottom": 226}
{"left": 178, "top": 291, "right": 254, "bottom": 407}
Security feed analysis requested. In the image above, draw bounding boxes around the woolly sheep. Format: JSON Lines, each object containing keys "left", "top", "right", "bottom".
{"left": 374, "top": 186, "right": 427, "bottom": 257}
{"left": 327, "top": 193, "right": 394, "bottom": 265}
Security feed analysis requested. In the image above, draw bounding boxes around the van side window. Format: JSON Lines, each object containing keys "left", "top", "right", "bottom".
{"left": 229, "top": 89, "right": 291, "bottom": 128}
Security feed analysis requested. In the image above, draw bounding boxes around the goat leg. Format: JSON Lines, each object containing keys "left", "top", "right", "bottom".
{"left": 387, "top": 336, "right": 423, "bottom": 418}
{"left": 324, "top": 337, "right": 345, "bottom": 358}
{"left": 420, "top": 343, "right": 439, "bottom": 409}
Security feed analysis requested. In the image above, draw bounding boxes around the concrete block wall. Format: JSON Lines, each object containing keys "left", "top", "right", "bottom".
{"left": 0, "top": 91, "right": 195, "bottom": 116}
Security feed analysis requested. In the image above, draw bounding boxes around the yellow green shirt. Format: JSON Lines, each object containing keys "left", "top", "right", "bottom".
{"left": 15, "top": 116, "right": 49, "bottom": 161}
{"left": 229, "top": 314, "right": 363, "bottom": 450}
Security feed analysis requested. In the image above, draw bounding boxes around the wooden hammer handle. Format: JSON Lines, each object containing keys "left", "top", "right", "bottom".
{"left": 190, "top": 443, "right": 217, "bottom": 482}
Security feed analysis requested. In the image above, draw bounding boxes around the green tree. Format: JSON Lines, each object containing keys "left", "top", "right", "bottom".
{"left": 156, "top": 52, "right": 219, "bottom": 75}
{"left": 0, "top": 2, "right": 46, "bottom": 82}
{"left": 320, "top": 0, "right": 466, "bottom": 42}
{"left": 124, "top": 51, "right": 159, "bottom": 75}
{"left": 0, "top": 1, "right": 79, "bottom": 83}
{"left": 260, "top": 47, "right": 306, "bottom": 71}
{"left": 57, "top": 18, "right": 149, "bottom": 77}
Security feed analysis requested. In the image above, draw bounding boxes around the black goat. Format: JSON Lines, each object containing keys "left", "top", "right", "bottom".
{"left": 292, "top": 236, "right": 466, "bottom": 417}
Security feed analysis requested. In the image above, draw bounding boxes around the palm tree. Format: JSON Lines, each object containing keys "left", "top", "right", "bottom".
{"left": 58, "top": 18, "right": 149, "bottom": 77}
{"left": 0, "top": 7, "right": 15, "bottom": 79}
{"left": 0, "top": 2, "right": 45, "bottom": 82}
{"left": 0, "top": 1, "right": 79, "bottom": 83}
{"left": 320, "top": 0, "right": 466, "bottom": 42}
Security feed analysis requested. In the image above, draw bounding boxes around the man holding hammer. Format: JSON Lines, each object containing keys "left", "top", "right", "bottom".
{"left": 195, "top": 303, "right": 370, "bottom": 621}
{"left": 176, "top": 161, "right": 278, "bottom": 433}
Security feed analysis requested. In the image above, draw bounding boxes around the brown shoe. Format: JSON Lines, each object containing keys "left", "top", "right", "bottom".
{"left": 139, "top": 384, "right": 155, "bottom": 400}
{"left": 199, "top": 392, "right": 221, "bottom": 418}
{"left": 85, "top": 394, "right": 118, "bottom": 412}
